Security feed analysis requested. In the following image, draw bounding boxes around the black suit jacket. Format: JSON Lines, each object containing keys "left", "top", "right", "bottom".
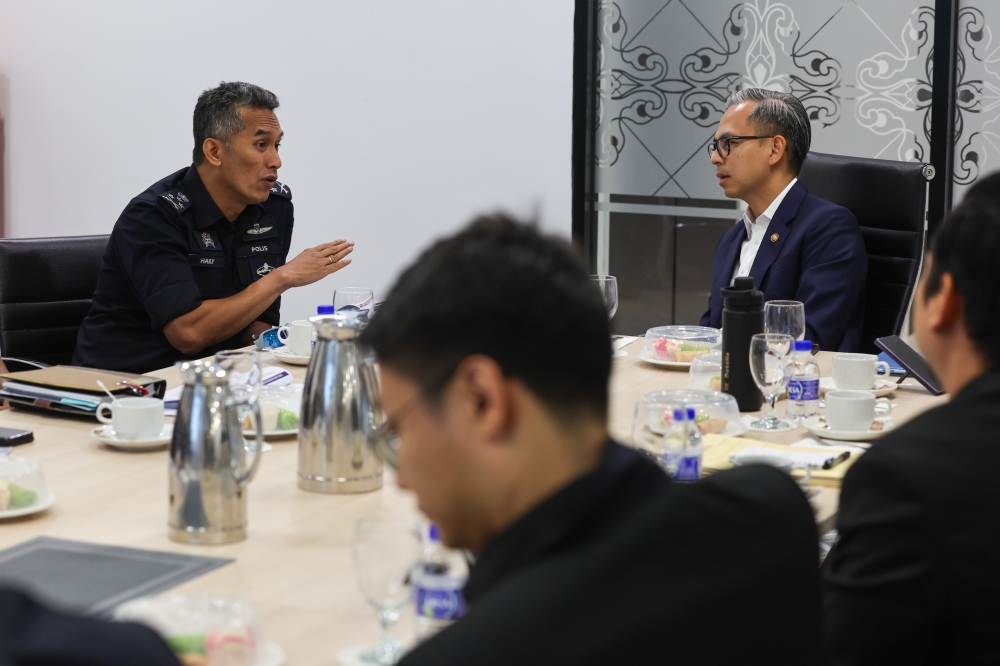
{"left": 824, "top": 369, "right": 1000, "bottom": 665}
{"left": 400, "top": 443, "right": 823, "bottom": 666}
{"left": 0, "top": 588, "right": 180, "bottom": 665}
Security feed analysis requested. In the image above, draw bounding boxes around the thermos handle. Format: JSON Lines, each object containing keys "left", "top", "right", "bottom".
{"left": 228, "top": 398, "right": 264, "bottom": 485}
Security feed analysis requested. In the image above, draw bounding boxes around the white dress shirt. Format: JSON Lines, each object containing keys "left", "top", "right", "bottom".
{"left": 732, "top": 178, "right": 798, "bottom": 281}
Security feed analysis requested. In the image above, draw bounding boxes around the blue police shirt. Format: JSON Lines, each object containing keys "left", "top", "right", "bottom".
{"left": 73, "top": 165, "right": 293, "bottom": 373}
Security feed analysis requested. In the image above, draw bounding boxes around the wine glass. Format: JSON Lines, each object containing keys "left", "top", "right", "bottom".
{"left": 764, "top": 300, "right": 806, "bottom": 341}
{"left": 590, "top": 276, "right": 618, "bottom": 320}
{"left": 749, "top": 333, "right": 793, "bottom": 430}
{"left": 334, "top": 287, "right": 375, "bottom": 320}
{"left": 353, "top": 515, "right": 421, "bottom": 665}
{"left": 215, "top": 350, "right": 271, "bottom": 452}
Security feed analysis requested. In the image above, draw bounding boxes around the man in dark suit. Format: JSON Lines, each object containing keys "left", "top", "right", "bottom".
{"left": 361, "top": 214, "right": 824, "bottom": 665}
{"left": 701, "top": 89, "right": 867, "bottom": 351}
{"left": 0, "top": 588, "right": 180, "bottom": 665}
{"left": 824, "top": 176, "right": 1000, "bottom": 664}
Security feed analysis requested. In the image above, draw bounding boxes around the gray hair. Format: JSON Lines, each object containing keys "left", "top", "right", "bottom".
{"left": 192, "top": 81, "right": 280, "bottom": 164}
{"left": 725, "top": 88, "right": 811, "bottom": 174}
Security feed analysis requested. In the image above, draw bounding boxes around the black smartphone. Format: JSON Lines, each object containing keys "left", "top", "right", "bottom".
{"left": 0, "top": 427, "right": 33, "bottom": 446}
{"left": 874, "top": 335, "right": 946, "bottom": 396}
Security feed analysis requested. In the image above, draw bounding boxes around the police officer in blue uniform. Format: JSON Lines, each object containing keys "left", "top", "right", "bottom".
{"left": 74, "top": 82, "right": 353, "bottom": 373}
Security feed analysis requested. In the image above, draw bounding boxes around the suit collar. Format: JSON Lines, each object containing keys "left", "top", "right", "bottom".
{"left": 748, "top": 180, "right": 809, "bottom": 287}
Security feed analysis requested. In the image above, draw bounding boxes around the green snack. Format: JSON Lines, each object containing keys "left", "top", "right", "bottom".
{"left": 166, "top": 634, "right": 208, "bottom": 656}
{"left": 276, "top": 407, "right": 299, "bottom": 430}
{"left": 695, "top": 413, "right": 710, "bottom": 423}
{"left": 8, "top": 483, "right": 37, "bottom": 510}
{"left": 679, "top": 344, "right": 710, "bottom": 352}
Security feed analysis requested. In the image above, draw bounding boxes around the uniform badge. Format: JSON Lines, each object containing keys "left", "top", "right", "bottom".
{"left": 269, "top": 181, "right": 291, "bottom": 199}
{"left": 159, "top": 190, "right": 191, "bottom": 213}
{"left": 198, "top": 231, "right": 220, "bottom": 250}
{"left": 256, "top": 262, "right": 275, "bottom": 276}
{"left": 242, "top": 216, "right": 279, "bottom": 241}
{"left": 770, "top": 233, "right": 780, "bottom": 242}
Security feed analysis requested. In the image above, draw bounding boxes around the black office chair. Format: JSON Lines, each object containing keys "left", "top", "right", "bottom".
{"left": 0, "top": 235, "right": 109, "bottom": 368}
{"left": 797, "top": 152, "right": 933, "bottom": 353}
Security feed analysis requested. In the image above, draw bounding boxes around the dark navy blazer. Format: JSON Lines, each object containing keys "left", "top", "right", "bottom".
{"left": 700, "top": 181, "right": 867, "bottom": 352}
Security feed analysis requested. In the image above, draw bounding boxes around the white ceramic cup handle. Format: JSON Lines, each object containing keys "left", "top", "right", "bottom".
{"left": 97, "top": 403, "right": 115, "bottom": 425}
{"left": 277, "top": 325, "right": 290, "bottom": 342}
{"left": 874, "top": 397, "right": 893, "bottom": 416}
{"left": 875, "top": 361, "right": 891, "bottom": 380}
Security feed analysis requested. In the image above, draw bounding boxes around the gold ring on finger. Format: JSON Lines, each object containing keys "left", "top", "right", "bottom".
{"left": 328, "top": 255, "right": 334, "bottom": 265}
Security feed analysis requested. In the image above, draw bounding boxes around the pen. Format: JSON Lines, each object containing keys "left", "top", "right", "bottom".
{"left": 823, "top": 450, "right": 852, "bottom": 469}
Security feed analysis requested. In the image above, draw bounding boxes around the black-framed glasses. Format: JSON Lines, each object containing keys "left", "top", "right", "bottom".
{"left": 708, "top": 135, "right": 777, "bottom": 158}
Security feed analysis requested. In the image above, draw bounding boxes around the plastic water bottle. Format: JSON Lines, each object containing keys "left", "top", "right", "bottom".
{"left": 676, "top": 407, "right": 703, "bottom": 483}
{"left": 785, "top": 340, "right": 820, "bottom": 421}
{"left": 661, "top": 408, "right": 687, "bottom": 478}
{"left": 312, "top": 306, "right": 334, "bottom": 347}
{"left": 413, "top": 524, "right": 468, "bottom": 641}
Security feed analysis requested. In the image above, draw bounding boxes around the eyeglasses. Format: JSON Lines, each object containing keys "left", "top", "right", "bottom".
{"left": 708, "top": 135, "right": 777, "bottom": 158}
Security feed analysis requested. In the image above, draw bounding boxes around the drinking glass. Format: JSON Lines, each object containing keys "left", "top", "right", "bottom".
{"left": 353, "top": 515, "right": 421, "bottom": 665}
{"left": 764, "top": 300, "right": 806, "bottom": 341}
{"left": 334, "top": 287, "right": 375, "bottom": 320}
{"left": 749, "top": 333, "right": 793, "bottom": 430}
{"left": 590, "top": 276, "right": 618, "bottom": 320}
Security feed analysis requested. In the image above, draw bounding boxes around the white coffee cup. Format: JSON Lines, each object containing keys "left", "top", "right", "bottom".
{"left": 832, "top": 353, "right": 891, "bottom": 390}
{"left": 825, "top": 390, "right": 892, "bottom": 432}
{"left": 278, "top": 320, "right": 314, "bottom": 357}
{"left": 97, "top": 397, "right": 165, "bottom": 441}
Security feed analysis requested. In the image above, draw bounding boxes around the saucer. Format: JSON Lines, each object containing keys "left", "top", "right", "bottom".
{"left": 819, "top": 377, "right": 896, "bottom": 398}
{"left": 0, "top": 493, "right": 55, "bottom": 520}
{"left": 90, "top": 424, "right": 173, "bottom": 451}
{"left": 270, "top": 348, "right": 311, "bottom": 366}
{"left": 637, "top": 352, "right": 694, "bottom": 370}
{"left": 802, "top": 415, "right": 895, "bottom": 442}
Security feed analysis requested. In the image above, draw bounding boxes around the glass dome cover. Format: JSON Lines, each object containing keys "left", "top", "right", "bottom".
{"left": 115, "top": 594, "right": 262, "bottom": 666}
{"left": 631, "top": 389, "right": 741, "bottom": 453}
{"left": 640, "top": 326, "right": 721, "bottom": 363}
{"left": 686, "top": 349, "right": 723, "bottom": 391}
{"left": 0, "top": 455, "right": 47, "bottom": 512}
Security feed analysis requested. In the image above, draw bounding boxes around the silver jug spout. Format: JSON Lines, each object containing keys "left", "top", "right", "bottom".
{"left": 298, "top": 313, "right": 383, "bottom": 493}
{"left": 169, "top": 360, "right": 264, "bottom": 545}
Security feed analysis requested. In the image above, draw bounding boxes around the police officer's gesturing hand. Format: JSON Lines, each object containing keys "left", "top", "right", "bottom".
{"left": 277, "top": 239, "right": 354, "bottom": 287}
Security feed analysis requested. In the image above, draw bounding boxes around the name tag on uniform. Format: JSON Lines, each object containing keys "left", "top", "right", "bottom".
{"left": 242, "top": 216, "right": 279, "bottom": 241}
{"left": 236, "top": 242, "right": 283, "bottom": 258}
{"left": 189, "top": 254, "right": 226, "bottom": 268}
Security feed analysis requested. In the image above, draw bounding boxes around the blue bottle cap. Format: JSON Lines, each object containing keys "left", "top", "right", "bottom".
{"left": 672, "top": 408, "right": 685, "bottom": 421}
{"left": 428, "top": 524, "right": 440, "bottom": 542}
{"left": 793, "top": 340, "right": 812, "bottom": 352}
{"left": 317, "top": 305, "right": 335, "bottom": 315}
{"left": 686, "top": 407, "right": 696, "bottom": 420}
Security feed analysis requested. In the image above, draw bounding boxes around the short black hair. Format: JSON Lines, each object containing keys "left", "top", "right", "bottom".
{"left": 360, "top": 214, "right": 611, "bottom": 419}
{"left": 924, "top": 173, "right": 1000, "bottom": 367}
{"left": 192, "top": 81, "right": 279, "bottom": 165}
{"left": 725, "top": 88, "right": 811, "bottom": 174}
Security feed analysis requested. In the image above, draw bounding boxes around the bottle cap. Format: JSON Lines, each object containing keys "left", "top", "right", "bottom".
{"left": 317, "top": 305, "right": 335, "bottom": 315}
{"left": 672, "top": 408, "right": 685, "bottom": 422}
{"left": 720, "top": 276, "right": 764, "bottom": 309}
{"left": 428, "top": 524, "right": 440, "bottom": 542}
{"left": 686, "top": 407, "right": 696, "bottom": 421}
{"left": 793, "top": 340, "right": 812, "bottom": 352}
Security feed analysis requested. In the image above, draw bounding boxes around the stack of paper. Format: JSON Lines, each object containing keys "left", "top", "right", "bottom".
{"left": 701, "top": 434, "right": 861, "bottom": 486}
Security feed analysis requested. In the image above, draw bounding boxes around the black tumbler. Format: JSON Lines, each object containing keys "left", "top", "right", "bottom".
{"left": 721, "top": 276, "right": 764, "bottom": 412}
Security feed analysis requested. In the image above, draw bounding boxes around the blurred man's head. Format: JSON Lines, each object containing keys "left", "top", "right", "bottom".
{"left": 913, "top": 174, "right": 1000, "bottom": 392}
{"left": 711, "top": 89, "right": 810, "bottom": 203}
{"left": 360, "top": 214, "right": 611, "bottom": 549}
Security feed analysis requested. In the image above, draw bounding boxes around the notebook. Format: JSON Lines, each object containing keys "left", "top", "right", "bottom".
{"left": 701, "top": 434, "right": 861, "bottom": 486}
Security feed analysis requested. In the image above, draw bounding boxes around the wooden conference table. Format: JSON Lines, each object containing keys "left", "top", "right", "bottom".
{"left": 0, "top": 342, "right": 946, "bottom": 665}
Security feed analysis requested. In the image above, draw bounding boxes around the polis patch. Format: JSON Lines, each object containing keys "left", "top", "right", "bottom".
{"left": 242, "top": 216, "right": 278, "bottom": 241}
{"left": 189, "top": 254, "right": 226, "bottom": 268}
{"left": 236, "top": 242, "right": 282, "bottom": 258}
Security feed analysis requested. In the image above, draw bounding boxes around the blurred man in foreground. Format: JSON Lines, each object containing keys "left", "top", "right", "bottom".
{"left": 701, "top": 88, "right": 867, "bottom": 351}
{"left": 824, "top": 175, "right": 1000, "bottom": 664}
{"left": 361, "top": 214, "right": 824, "bottom": 665}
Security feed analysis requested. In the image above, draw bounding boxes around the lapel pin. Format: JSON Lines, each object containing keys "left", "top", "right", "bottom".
{"left": 770, "top": 233, "right": 780, "bottom": 243}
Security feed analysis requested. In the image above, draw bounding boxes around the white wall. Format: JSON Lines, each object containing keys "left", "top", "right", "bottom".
{"left": 0, "top": 1, "right": 574, "bottom": 321}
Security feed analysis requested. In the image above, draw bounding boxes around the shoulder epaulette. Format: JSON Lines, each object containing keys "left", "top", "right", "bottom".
{"left": 158, "top": 189, "right": 192, "bottom": 214}
{"left": 269, "top": 181, "right": 292, "bottom": 200}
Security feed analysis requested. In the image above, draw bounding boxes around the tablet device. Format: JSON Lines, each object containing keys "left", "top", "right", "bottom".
{"left": 874, "top": 335, "right": 946, "bottom": 396}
